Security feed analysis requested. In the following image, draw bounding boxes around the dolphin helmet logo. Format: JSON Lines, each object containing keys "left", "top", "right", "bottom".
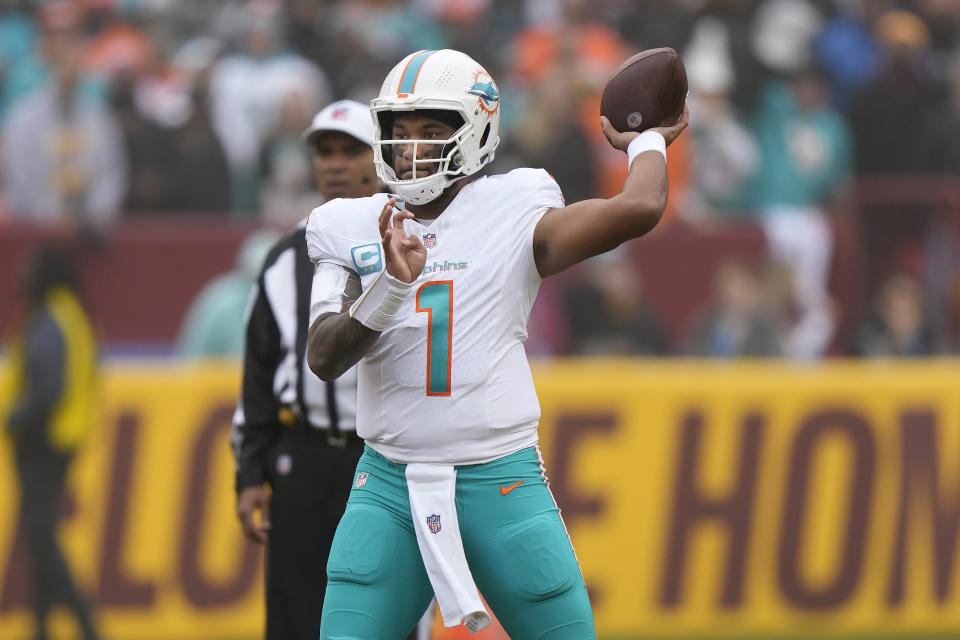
{"left": 468, "top": 71, "right": 499, "bottom": 115}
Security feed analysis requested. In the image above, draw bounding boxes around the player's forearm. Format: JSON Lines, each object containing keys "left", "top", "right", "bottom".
{"left": 613, "top": 151, "right": 669, "bottom": 237}
{"left": 307, "top": 312, "right": 379, "bottom": 381}
{"left": 532, "top": 150, "right": 670, "bottom": 278}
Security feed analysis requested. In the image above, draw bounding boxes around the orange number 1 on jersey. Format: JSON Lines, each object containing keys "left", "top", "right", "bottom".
{"left": 416, "top": 281, "right": 453, "bottom": 396}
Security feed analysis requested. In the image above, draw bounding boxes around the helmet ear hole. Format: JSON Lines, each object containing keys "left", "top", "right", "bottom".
{"left": 479, "top": 123, "right": 491, "bottom": 150}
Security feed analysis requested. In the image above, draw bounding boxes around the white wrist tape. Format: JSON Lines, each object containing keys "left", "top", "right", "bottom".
{"left": 349, "top": 270, "right": 417, "bottom": 332}
{"left": 627, "top": 131, "right": 667, "bottom": 168}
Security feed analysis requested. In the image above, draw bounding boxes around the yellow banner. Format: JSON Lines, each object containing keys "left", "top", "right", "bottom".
{"left": 533, "top": 360, "right": 960, "bottom": 637}
{"left": 1, "top": 360, "right": 959, "bottom": 639}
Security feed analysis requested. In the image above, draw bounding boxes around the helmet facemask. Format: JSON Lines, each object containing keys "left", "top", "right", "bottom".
{"left": 372, "top": 107, "right": 472, "bottom": 205}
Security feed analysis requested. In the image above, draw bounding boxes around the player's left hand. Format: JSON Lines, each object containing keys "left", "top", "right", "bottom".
{"left": 378, "top": 197, "right": 427, "bottom": 283}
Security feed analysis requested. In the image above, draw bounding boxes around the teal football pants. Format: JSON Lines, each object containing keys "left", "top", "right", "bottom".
{"left": 320, "top": 445, "right": 596, "bottom": 639}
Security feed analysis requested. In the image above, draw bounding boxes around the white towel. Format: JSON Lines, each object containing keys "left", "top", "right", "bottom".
{"left": 405, "top": 463, "right": 491, "bottom": 633}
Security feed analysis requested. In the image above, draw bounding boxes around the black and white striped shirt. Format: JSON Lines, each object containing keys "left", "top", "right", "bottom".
{"left": 231, "top": 225, "right": 359, "bottom": 492}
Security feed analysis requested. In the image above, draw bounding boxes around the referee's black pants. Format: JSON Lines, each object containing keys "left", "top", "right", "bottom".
{"left": 264, "top": 426, "right": 364, "bottom": 640}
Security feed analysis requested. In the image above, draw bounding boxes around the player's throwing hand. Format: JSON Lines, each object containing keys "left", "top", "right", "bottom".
{"left": 378, "top": 197, "right": 427, "bottom": 283}
{"left": 600, "top": 102, "right": 689, "bottom": 152}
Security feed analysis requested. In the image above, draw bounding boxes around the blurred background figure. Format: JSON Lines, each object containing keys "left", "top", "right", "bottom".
{"left": 176, "top": 229, "right": 279, "bottom": 358}
{"left": 749, "top": 53, "right": 851, "bottom": 359}
{"left": 114, "top": 38, "right": 233, "bottom": 217}
{"left": 685, "top": 258, "right": 783, "bottom": 358}
{"left": 852, "top": 272, "right": 937, "bottom": 357}
{"left": 507, "top": 0, "right": 627, "bottom": 199}
{"left": 563, "top": 250, "right": 668, "bottom": 356}
{"left": 259, "top": 90, "right": 320, "bottom": 226}
{"left": 208, "top": 0, "right": 331, "bottom": 216}
{"left": 746, "top": 0, "right": 849, "bottom": 361}
{"left": 505, "top": 66, "right": 596, "bottom": 204}
{"left": 848, "top": 9, "right": 951, "bottom": 176}
{"left": 0, "top": 1, "right": 126, "bottom": 231}
{"left": 681, "top": 15, "right": 758, "bottom": 224}
{"left": 4, "top": 246, "right": 101, "bottom": 640}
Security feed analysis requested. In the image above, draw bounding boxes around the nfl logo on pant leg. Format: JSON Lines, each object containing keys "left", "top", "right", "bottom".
{"left": 354, "top": 471, "right": 369, "bottom": 488}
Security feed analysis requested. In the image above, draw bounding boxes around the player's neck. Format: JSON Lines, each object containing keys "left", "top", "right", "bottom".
{"left": 405, "top": 176, "right": 475, "bottom": 220}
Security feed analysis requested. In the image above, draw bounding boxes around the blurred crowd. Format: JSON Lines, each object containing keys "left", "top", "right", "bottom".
{"left": 1, "top": 0, "right": 960, "bottom": 359}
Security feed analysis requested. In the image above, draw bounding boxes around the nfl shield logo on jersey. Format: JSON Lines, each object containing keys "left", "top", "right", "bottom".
{"left": 355, "top": 471, "right": 369, "bottom": 489}
{"left": 276, "top": 454, "right": 292, "bottom": 476}
{"left": 423, "top": 233, "right": 437, "bottom": 248}
{"left": 427, "top": 514, "right": 441, "bottom": 534}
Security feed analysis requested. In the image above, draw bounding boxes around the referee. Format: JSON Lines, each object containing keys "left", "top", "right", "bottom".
{"left": 232, "top": 100, "right": 386, "bottom": 640}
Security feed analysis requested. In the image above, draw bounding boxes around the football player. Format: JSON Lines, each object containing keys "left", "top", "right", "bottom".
{"left": 233, "top": 99, "right": 432, "bottom": 640}
{"left": 305, "top": 49, "right": 688, "bottom": 639}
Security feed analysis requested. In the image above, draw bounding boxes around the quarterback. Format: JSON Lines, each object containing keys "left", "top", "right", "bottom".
{"left": 306, "top": 49, "right": 687, "bottom": 639}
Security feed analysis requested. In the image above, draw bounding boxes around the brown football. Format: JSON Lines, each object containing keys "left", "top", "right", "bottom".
{"left": 600, "top": 48, "right": 687, "bottom": 133}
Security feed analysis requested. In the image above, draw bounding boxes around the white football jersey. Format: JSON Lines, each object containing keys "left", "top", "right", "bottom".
{"left": 306, "top": 168, "right": 564, "bottom": 464}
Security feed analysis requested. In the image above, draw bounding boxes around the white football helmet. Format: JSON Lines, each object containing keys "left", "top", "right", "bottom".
{"left": 370, "top": 49, "right": 501, "bottom": 205}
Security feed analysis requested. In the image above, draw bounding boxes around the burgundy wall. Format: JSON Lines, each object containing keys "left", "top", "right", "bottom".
{"left": 0, "top": 222, "right": 259, "bottom": 347}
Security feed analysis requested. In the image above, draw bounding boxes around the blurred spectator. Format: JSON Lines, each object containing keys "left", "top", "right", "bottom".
{"left": 811, "top": 0, "right": 881, "bottom": 110}
{"left": 513, "top": 0, "right": 624, "bottom": 86}
{"left": 176, "top": 229, "right": 279, "bottom": 358}
{"left": 414, "top": 0, "right": 516, "bottom": 74}
{"left": 751, "top": 0, "right": 823, "bottom": 78}
{"left": 847, "top": 9, "right": 955, "bottom": 174}
{"left": 914, "top": 0, "right": 960, "bottom": 69}
{"left": 685, "top": 258, "right": 783, "bottom": 358}
{"left": 852, "top": 272, "right": 937, "bottom": 356}
{"left": 113, "top": 69, "right": 177, "bottom": 213}
{"left": 749, "top": 63, "right": 851, "bottom": 359}
{"left": 167, "top": 68, "right": 232, "bottom": 214}
{"left": 701, "top": 0, "right": 769, "bottom": 115}
{"left": 509, "top": 0, "right": 627, "bottom": 198}
{"left": 507, "top": 67, "right": 595, "bottom": 203}
{"left": 259, "top": 90, "right": 318, "bottom": 225}
{"left": 611, "top": 0, "right": 696, "bottom": 53}
{"left": 327, "top": 0, "right": 448, "bottom": 89}
{"left": 0, "top": 0, "right": 40, "bottom": 118}
{"left": 113, "top": 55, "right": 231, "bottom": 217}
{"left": 0, "top": 1, "right": 126, "bottom": 229}
{"left": 4, "top": 246, "right": 101, "bottom": 640}
{"left": 681, "top": 16, "right": 758, "bottom": 222}
{"left": 563, "top": 250, "right": 669, "bottom": 356}
{"left": 85, "top": 7, "right": 155, "bottom": 81}
{"left": 208, "top": 0, "right": 331, "bottom": 215}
